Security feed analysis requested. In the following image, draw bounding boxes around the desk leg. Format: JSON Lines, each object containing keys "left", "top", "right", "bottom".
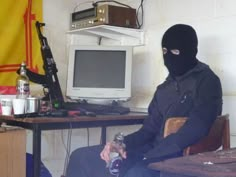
{"left": 101, "top": 126, "right": 106, "bottom": 145}
{"left": 33, "top": 124, "right": 41, "bottom": 177}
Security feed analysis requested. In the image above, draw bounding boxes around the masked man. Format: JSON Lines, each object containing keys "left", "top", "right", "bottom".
{"left": 66, "top": 24, "right": 222, "bottom": 177}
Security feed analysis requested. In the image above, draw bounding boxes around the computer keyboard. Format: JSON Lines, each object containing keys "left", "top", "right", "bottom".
{"left": 64, "top": 102, "right": 130, "bottom": 115}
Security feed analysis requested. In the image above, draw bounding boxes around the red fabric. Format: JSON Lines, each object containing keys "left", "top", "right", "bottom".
{"left": 0, "top": 86, "right": 17, "bottom": 95}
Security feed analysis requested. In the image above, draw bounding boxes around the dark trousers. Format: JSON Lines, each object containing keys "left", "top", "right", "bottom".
{"left": 66, "top": 145, "right": 160, "bottom": 177}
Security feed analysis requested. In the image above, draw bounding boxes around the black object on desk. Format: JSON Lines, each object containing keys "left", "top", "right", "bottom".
{"left": 64, "top": 102, "right": 130, "bottom": 115}
{"left": 14, "top": 109, "right": 68, "bottom": 118}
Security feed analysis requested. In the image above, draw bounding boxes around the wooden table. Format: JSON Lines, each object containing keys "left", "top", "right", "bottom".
{"left": 149, "top": 148, "right": 236, "bottom": 177}
{"left": 0, "top": 113, "right": 146, "bottom": 177}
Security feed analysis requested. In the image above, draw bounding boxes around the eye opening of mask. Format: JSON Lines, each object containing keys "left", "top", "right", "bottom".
{"left": 171, "top": 49, "right": 180, "bottom": 55}
{"left": 162, "top": 47, "right": 168, "bottom": 55}
{"left": 162, "top": 48, "right": 180, "bottom": 56}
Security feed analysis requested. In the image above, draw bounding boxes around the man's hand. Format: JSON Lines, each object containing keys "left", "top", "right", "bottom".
{"left": 100, "top": 142, "right": 127, "bottom": 163}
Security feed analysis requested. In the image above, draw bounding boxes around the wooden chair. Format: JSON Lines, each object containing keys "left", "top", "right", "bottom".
{"left": 163, "top": 114, "right": 230, "bottom": 155}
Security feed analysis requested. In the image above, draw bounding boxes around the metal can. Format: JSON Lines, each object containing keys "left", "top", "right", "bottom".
{"left": 26, "top": 97, "right": 40, "bottom": 113}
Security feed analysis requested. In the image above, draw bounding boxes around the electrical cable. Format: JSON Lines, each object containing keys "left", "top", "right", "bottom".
{"left": 62, "top": 123, "right": 73, "bottom": 176}
{"left": 66, "top": 127, "right": 72, "bottom": 173}
{"left": 61, "top": 130, "right": 68, "bottom": 175}
{"left": 64, "top": 125, "right": 72, "bottom": 176}
{"left": 98, "top": 37, "right": 102, "bottom": 45}
{"left": 136, "top": 0, "right": 144, "bottom": 29}
{"left": 99, "top": 128, "right": 103, "bottom": 145}
{"left": 87, "top": 128, "right": 90, "bottom": 146}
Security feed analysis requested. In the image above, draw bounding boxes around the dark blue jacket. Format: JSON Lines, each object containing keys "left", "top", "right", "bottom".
{"left": 124, "top": 61, "right": 222, "bottom": 159}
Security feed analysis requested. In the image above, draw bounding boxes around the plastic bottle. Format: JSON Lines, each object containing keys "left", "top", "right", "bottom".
{"left": 108, "top": 132, "right": 125, "bottom": 176}
{"left": 16, "top": 61, "right": 30, "bottom": 99}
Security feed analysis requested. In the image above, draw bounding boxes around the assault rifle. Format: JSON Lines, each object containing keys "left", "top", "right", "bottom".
{"left": 23, "top": 21, "right": 64, "bottom": 109}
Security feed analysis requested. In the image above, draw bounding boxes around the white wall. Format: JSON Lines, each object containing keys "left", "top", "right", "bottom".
{"left": 28, "top": 0, "right": 236, "bottom": 176}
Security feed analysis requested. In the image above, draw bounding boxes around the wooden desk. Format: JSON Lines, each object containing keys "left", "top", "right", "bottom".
{"left": 0, "top": 113, "right": 146, "bottom": 177}
{"left": 149, "top": 148, "right": 236, "bottom": 177}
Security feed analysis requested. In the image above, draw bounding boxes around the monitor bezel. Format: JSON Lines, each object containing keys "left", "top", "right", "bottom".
{"left": 66, "top": 45, "right": 133, "bottom": 102}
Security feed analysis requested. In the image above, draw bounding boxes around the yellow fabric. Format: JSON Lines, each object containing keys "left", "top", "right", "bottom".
{"left": 0, "top": 0, "right": 43, "bottom": 94}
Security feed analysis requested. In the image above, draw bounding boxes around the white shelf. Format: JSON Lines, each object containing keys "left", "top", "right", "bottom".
{"left": 67, "top": 25, "right": 145, "bottom": 46}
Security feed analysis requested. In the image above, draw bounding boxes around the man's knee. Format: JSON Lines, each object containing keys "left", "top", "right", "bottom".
{"left": 69, "top": 145, "right": 103, "bottom": 163}
{"left": 67, "top": 145, "right": 104, "bottom": 177}
{"left": 69, "top": 147, "right": 87, "bottom": 163}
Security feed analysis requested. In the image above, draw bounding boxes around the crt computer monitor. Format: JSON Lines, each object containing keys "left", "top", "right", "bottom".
{"left": 66, "top": 45, "right": 133, "bottom": 102}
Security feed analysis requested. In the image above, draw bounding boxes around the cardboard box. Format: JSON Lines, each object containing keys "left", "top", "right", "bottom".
{"left": 0, "top": 129, "right": 26, "bottom": 177}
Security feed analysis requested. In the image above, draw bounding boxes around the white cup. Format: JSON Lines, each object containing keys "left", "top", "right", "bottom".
{"left": 13, "top": 98, "right": 26, "bottom": 115}
{"left": 0, "top": 98, "right": 13, "bottom": 116}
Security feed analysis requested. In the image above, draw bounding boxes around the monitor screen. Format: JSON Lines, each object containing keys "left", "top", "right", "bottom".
{"left": 66, "top": 45, "right": 133, "bottom": 101}
{"left": 73, "top": 50, "right": 126, "bottom": 88}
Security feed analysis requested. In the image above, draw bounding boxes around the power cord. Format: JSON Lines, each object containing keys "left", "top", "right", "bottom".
{"left": 87, "top": 128, "right": 90, "bottom": 146}
{"left": 98, "top": 36, "right": 102, "bottom": 45}
{"left": 136, "top": 0, "right": 144, "bottom": 29}
{"left": 61, "top": 123, "right": 73, "bottom": 177}
{"left": 61, "top": 126, "right": 91, "bottom": 176}
{"left": 100, "top": 128, "right": 103, "bottom": 145}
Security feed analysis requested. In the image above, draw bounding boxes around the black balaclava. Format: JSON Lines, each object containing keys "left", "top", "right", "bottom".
{"left": 162, "top": 24, "right": 198, "bottom": 77}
